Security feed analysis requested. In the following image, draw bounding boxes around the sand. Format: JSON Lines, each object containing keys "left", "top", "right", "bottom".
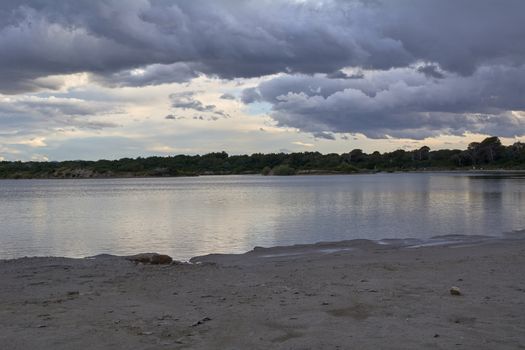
{"left": 1, "top": 238, "right": 525, "bottom": 349}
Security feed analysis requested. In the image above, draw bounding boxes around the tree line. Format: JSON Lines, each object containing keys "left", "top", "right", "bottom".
{"left": 1, "top": 136, "right": 524, "bottom": 179}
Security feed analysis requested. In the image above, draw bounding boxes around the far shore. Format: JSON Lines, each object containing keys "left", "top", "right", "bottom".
{"left": 1, "top": 168, "right": 525, "bottom": 180}
{"left": 1, "top": 237, "right": 525, "bottom": 349}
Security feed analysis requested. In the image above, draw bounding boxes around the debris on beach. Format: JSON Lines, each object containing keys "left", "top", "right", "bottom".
{"left": 191, "top": 317, "right": 212, "bottom": 327}
{"left": 126, "top": 253, "right": 173, "bottom": 265}
{"left": 450, "top": 286, "right": 462, "bottom": 296}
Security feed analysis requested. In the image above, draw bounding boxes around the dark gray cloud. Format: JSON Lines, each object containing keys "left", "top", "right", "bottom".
{"left": 192, "top": 115, "right": 220, "bottom": 121}
{"left": 244, "top": 65, "right": 525, "bottom": 139}
{"left": 241, "top": 88, "right": 262, "bottom": 104}
{"left": 417, "top": 64, "right": 444, "bottom": 79}
{"left": 1, "top": 0, "right": 525, "bottom": 93}
{"left": 169, "top": 92, "right": 229, "bottom": 118}
{"left": 164, "top": 114, "right": 185, "bottom": 121}
{"left": 93, "top": 63, "right": 199, "bottom": 87}
{"left": 170, "top": 92, "right": 216, "bottom": 112}
{"left": 326, "top": 70, "right": 365, "bottom": 80}
{"left": 0, "top": 96, "right": 119, "bottom": 136}
{"left": 220, "top": 93, "right": 236, "bottom": 100}
{"left": 312, "top": 131, "right": 336, "bottom": 140}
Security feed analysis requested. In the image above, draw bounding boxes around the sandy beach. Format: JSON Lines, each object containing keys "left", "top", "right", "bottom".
{"left": 1, "top": 237, "right": 525, "bottom": 350}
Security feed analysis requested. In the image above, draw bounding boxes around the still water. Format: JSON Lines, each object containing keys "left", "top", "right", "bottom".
{"left": 1, "top": 173, "right": 524, "bottom": 260}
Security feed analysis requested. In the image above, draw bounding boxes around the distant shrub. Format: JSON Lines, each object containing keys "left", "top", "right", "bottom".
{"left": 337, "top": 162, "right": 359, "bottom": 173}
{"left": 261, "top": 166, "right": 272, "bottom": 176}
{"left": 272, "top": 164, "right": 296, "bottom": 176}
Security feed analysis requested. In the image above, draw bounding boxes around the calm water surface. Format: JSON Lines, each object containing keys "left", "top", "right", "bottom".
{"left": 1, "top": 173, "right": 524, "bottom": 260}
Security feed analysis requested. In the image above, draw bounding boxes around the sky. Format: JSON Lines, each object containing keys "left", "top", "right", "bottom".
{"left": 1, "top": 0, "right": 525, "bottom": 161}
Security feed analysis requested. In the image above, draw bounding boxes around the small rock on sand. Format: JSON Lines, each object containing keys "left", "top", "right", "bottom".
{"left": 126, "top": 253, "right": 173, "bottom": 265}
{"left": 450, "top": 286, "right": 462, "bottom": 296}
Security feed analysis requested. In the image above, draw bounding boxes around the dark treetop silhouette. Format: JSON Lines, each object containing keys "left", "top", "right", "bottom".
{"left": 1, "top": 137, "right": 524, "bottom": 179}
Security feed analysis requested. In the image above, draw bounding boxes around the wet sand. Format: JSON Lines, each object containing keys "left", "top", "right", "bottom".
{"left": 1, "top": 238, "right": 525, "bottom": 349}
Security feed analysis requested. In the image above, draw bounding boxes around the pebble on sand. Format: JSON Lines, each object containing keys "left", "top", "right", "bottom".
{"left": 450, "top": 286, "right": 462, "bottom": 296}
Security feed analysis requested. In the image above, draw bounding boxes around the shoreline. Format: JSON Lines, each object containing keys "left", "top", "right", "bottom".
{"left": 2, "top": 232, "right": 523, "bottom": 263}
{"left": 2, "top": 238, "right": 525, "bottom": 349}
{"left": 1, "top": 168, "right": 525, "bottom": 181}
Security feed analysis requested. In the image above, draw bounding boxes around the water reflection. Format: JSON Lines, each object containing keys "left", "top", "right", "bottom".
{"left": 1, "top": 173, "right": 525, "bottom": 260}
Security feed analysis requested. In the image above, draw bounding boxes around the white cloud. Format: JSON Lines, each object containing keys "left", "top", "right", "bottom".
{"left": 147, "top": 145, "right": 178, "bottom": 154}
{"left": 16, "top": 137, "right": 47, "bottom": 148}
{"left": 30, "top": 154, "right": 49, "bottom": 162}
{"left": 292, "top": 141, "right": 314, "bottom": 147}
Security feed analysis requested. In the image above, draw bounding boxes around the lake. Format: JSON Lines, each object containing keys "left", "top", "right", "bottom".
{"left": 1, "top": 172, "right": 524, "bottom": 260}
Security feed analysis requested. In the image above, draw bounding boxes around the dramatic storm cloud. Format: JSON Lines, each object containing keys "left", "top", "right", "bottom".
{"left": 3, "top": 0, "right": 525, "bottom": 90}
{"left": 1, "top": 0, "right": 524, "bottom": 159}
{"left": 245, "top": 65, "right": 525, "bottom": 139}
